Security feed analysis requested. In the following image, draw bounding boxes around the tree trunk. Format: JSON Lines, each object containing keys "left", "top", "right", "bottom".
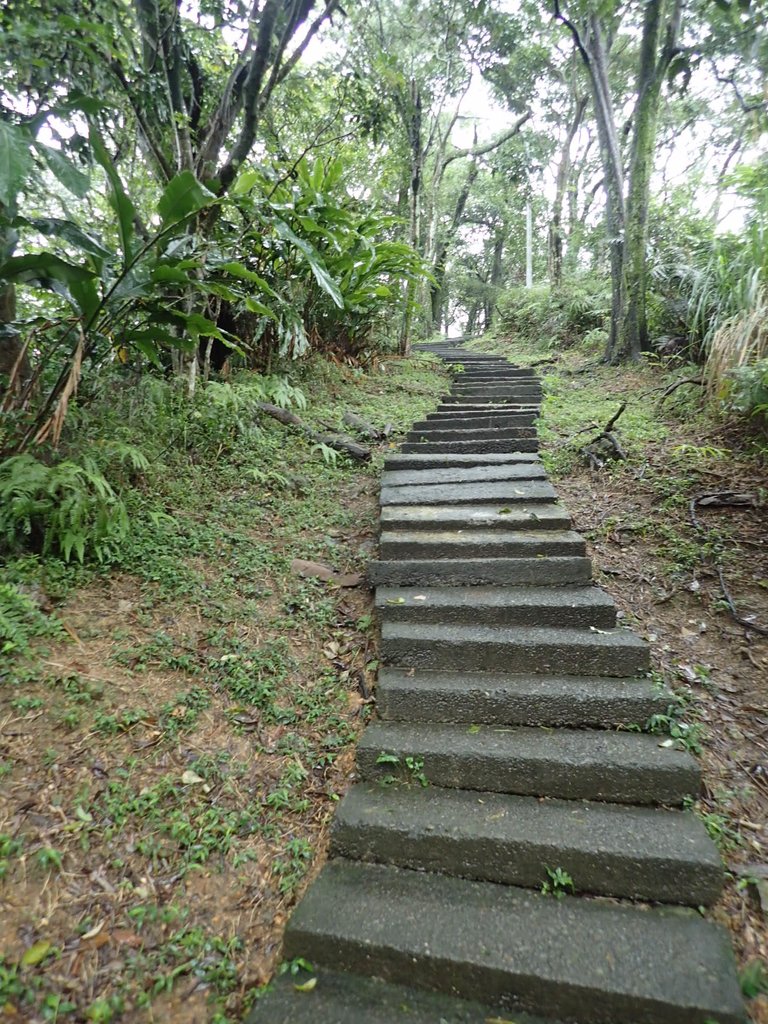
{"left": 620, "top": 0, "right": 683, "bottom": 360}
{"left": 399, "top": 78, "right": 422, "bottom": 356}
{"left": 550, "top": 95, "right": 587, "bottom": 286}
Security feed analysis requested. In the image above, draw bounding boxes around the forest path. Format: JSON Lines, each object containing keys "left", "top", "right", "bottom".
{"left": 247, "top": 341, "right": 745, "bottom": 1024}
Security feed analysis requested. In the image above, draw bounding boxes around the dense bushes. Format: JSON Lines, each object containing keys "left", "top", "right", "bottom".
{"left": 495, "top": 278, "right": 612, "bottom": 350}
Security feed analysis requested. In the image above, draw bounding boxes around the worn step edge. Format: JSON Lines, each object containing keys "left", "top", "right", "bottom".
{"left": 376, "top": 668, "right": 673, "bottom": 727}
{"left": 378, "top": 530, "right": 586, "bottom": 560}
{"left": 358, "top": 719, "right": 697, "bottom": 805}
{"left": 383, "top": 452, "right": 541, "bottom": 469}
{"left": 283, "top": 860, "right": 744, "bottom": 1024}
{"left": 375, "top": 583, "right": 613, "bottom": 626}
{"left": 380, "top": 503, "right": 571, "bottom": 531}
{"left": 400, "top": 440, "right": 540, "bottom": 453}
{"left": 370, "top": 556, "right": 592, "bottom": 588}
{"left": 332, "top": 784, "right": 724, "bottom": 905}
{"left": 381, "top": 464, "right": 547, "bottom": 486}
{"left": 244, "top": 968, "right": 554, "bottom": 1024}
{"left": 380, "top": 480, "right": 557, "bottom": 506}
{"left": 380, "top": 619, "right": 647, "bottom": 676}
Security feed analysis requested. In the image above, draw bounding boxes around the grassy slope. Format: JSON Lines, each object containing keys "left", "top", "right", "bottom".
{"left": 0, "top": 354, "right": 449, "bottom": 1024}
{"left": 467, "top": 332, "right": 768, "bottom": 1021}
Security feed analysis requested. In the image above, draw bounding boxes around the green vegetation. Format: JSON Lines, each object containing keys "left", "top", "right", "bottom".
{"left": 0, "top": 353, "right": 447, "bottom": 1022}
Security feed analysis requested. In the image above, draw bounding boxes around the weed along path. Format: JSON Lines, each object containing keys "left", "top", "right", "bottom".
{"left": 249, "top": 342, "right": 746, "bottom": 1024}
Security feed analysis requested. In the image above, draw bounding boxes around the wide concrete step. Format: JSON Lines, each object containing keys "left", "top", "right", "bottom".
{"left": 332, "top": 784, "right": 724, "bottom": 905}
{"left": 244, "top": 969, "right": 548, "bottom": 1024}
{"left": 428, "top": 403, "right": 538, "bottom": 416}
{"left": 407, "top": 426, "right": 536, "bottom": 443}
{"left": 413, "top": 415, "right": 538, "bottom": 431}
{"left": 358, "top": 720, "right": 699, "bottom": 804}
{"left": 380, "top": 502, "right": 571, "bottom": 532}
{"left": 440, "top": 394, "right": 542, "bottom": 405}
{"left": 370, "top": 556, "right": 592, "bottom": 587}
{"left": 380, "top": 479, "right": 556, "bottom": 506}
{"left": 455, "top": 370, "right": 539, "bottom": 380}
{"left": 283, "top": 861, "right": 743, "bottom": 1024}
{"left": 375, "top": 583, "right": 612, "bottom": 626}
{"left": 381, "top": 621, "right": 648, "bottom": 676}
{"left": 376, "top": 669, "right": 673, "bottom": 727}
{"left": 383, "top": 451, "right": 540, "bottom": 470}
{"left": 381, "top": 463, "right": 547, "bottom": 487}
{"left": 400, "top": 438, "right": 539, "bottom": 454}
{"left": 378, "top": 529, "right": 585, "bottom": 560}
{"left": 450, "top": 386, "right": 542, "bottom": 398}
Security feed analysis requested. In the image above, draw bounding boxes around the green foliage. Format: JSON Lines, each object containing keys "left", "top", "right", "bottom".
{"left": 0, "top": 453, "right": 135, "bottom": 562}
{"left": 495, "top": 278, "right": 611, "bottom": 350}
{"left": 724, "top": 358, "right": 768, "bottom": 423}
{"left": 0, "top": 581, "right": 61, "bottom": 655}
{"left": 541, "top": 866, "right": 575, "bottom": 898}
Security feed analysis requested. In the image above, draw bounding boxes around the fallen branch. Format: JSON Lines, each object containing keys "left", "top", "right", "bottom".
{"left": 257, "top": 402, "right": 371, "bottom": 461}
{"left": 656, "top": 376, "right": 704, "bottom": 409}
{"left": 342, "top": 410, "right": 385, "bottom": 441}
{"left": 579, "top": 402, "right": 627, "bottom": 470}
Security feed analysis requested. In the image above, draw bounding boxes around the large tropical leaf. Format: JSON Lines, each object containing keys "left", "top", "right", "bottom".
{"left": 157, "top": 171, "right": 216, "bottom": 229}
{"left": 0, "top": 121, "right": 32, "bottom": 209}
{"left": 273, "top": 219, "right": 344, "bottom": 308}
{"left": 22, "top": 217, "right": 112, "bottom": 262}
{"left": 89, "top": 127, "right": 135, "bottom": 263}
{"left": 34, "top": 143, "right": 90, "bottom": 198}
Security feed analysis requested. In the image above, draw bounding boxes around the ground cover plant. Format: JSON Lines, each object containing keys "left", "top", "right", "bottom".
{"left": 0, "top": 353, "right": 448, "bottom": 1023}
{"left": 467, "top": 331, "right": 768, "bottom": 1022}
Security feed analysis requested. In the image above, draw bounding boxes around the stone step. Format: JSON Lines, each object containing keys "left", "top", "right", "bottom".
{"left": 413, "top": 415, "right": 537, "bottom": 431}
{"left": 383, "top": 452, "right": 541, "bottom": 470}
{"left": 358, "top": 720, "right": 699, "bottom": 805}
{"left": 380, "top": 479, "right": 556, "bottom": 506}
{"left": 400, "top": 438, "right": 539, "bottom": 453}
{"left": 380, "top": 502, "right": 570, "bottom": 531}
{"left": 439, "top": 394, "right": 542, "bottom": 405}
{"left": 450, "top": 386, "right": 543, "bottom": 397}
{"left": 429, "top": 403, "right": 538, "bottom": 415}
{"left": 407, "top": 426, "right": 537, "bottom": 443}
{"left": 380, "top": 621, "right": 648, "bottom": 676}
{"left": 369, "top": 556, "right": 592, "bottom": 587}
{"left": 376, "top": 669, "right": 673, "bottom": 727}
{"left": 375, "top": 583, "right": 612, "bottom": 626}
{"left": 332, "top": 784, "right": 723, "bottom": 905}
{"left": 381, "top": 463, "right": 547, "bottom": 487}
{"left": 377, "top": 529, "right": 586, "bottom": 561}
{"left": 283, "top": 861, "right": 743, "bottom": 1024}
{"left": 244, "top": 969, "right": 549, "bottom": 1024}
{"left": 454, "top": 369, "right": 538, "bottom": 378}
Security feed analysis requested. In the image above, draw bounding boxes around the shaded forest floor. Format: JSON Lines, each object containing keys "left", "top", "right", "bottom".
{"left": 470, "top": 333, "right": 768, "bottom": 1022}
{"left": 0, "top": 355, "right": 449, "bottom": 1024}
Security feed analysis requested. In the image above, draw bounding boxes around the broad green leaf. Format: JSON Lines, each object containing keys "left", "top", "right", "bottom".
{"left": 151, "top": 264, "right": 193, "bottom": 285}
{"left": 0, "top": 121, "right": 32, "bottom": 208}
{"left": 157, "top": 171, "right": 215, "bottom": 228}
{"left": 273, "top": 219, "right": 344, "bottom": 308}
{"left": 34, "top": 143, "right": 90, "bottom": 198}
{"left": 245, "top": 296, "right": 276, "bottom": 319}
{"left": 23, "top": 217, "right": 112, "bottom": 261}
{"left": 232, "top": 168, "right": 259, "bottom": 195}
{"left": 218, "top": 261, "right": 278, "bottom": 297}
{"left": 0, "top": 252, "right": 95, "bottom": 288}
{"left": 69, "top": 276, "right": 101, "bottom": 321}
{"left": 89, "top": 127, "right": 135, "bottom": 262}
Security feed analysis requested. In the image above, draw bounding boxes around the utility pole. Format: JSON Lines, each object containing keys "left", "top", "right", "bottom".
{"left": 525, "top": 202, "right": 533, "bottom": 288}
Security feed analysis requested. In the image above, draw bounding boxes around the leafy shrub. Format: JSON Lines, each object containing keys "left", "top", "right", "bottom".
{"left": 0, "top": 582, "right": 62, "bottom": 655}
{"left": 722, "top": 358, "right": 768, "bottom": 424}
{"left": 496, "top": 278, "right": 611, "bottom": 349}
{"left": 0, "top": 454, "right": 132, "bottom": 562}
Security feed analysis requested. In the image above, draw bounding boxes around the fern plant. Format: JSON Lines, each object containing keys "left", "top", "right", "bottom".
{"left": 0, "top": 454, "right": 131, "bottom": 562}
{"left": 0, "top": 582, "right": 62, "bottom": 656}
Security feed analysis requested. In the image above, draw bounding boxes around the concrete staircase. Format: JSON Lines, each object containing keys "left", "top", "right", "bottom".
{"left": 246, "top": 344, "right": 745, "bottom": 1024}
